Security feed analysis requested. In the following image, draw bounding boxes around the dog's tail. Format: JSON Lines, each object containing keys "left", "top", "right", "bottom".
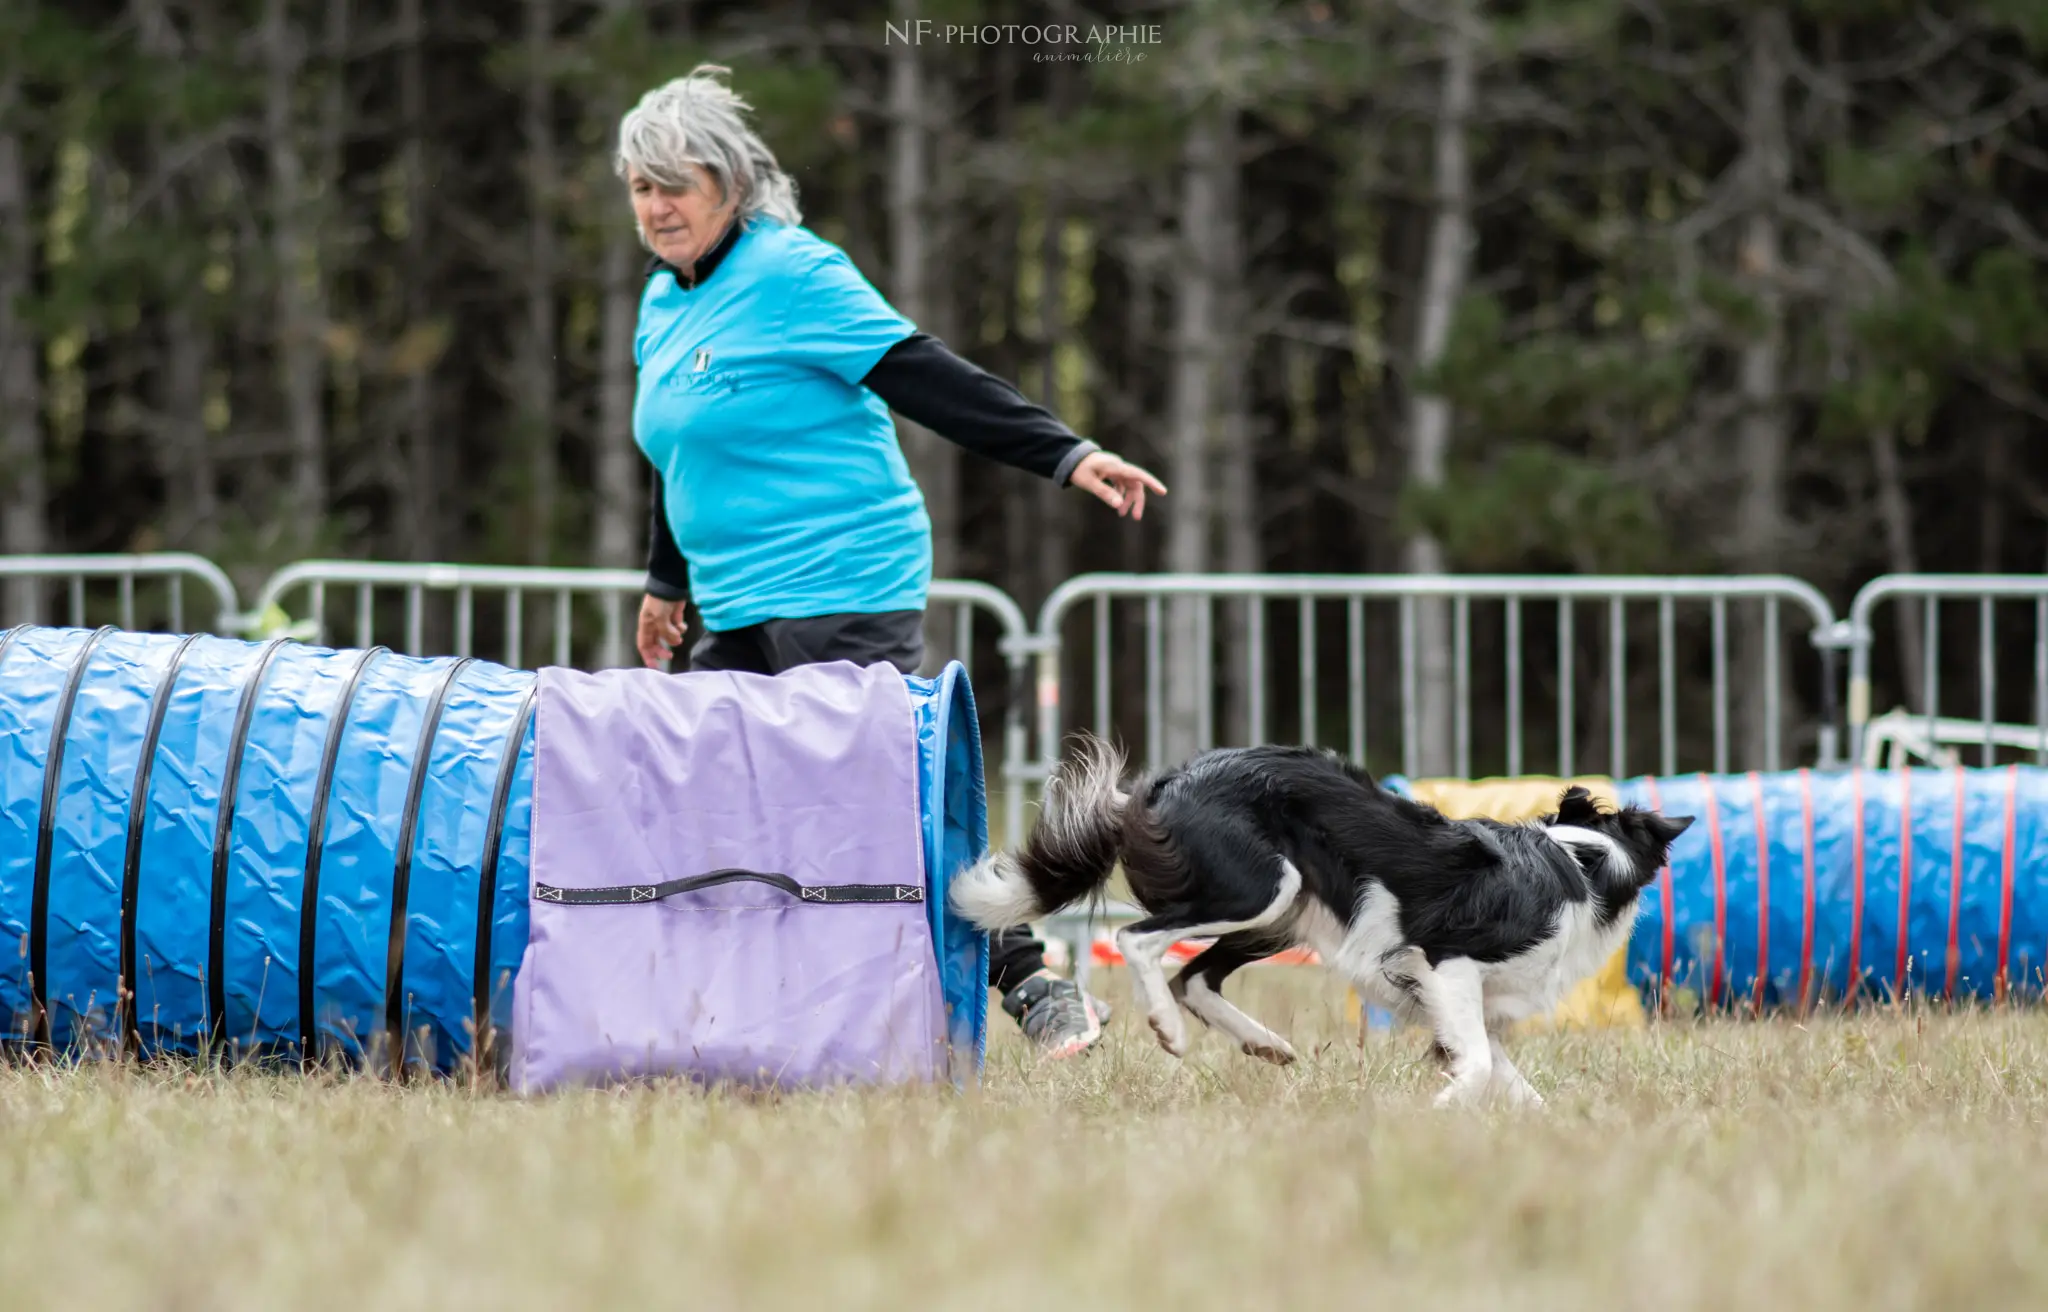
{"left": 948, "top": 733, "right": 1130, "bottom": 928}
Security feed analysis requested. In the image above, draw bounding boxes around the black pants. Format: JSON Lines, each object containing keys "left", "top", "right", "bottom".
{"left": 687, "top": 608, "right": 1049, "bottom": 995}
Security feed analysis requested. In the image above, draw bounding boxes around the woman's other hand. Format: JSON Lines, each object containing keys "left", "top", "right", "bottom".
{"left": 638, "top": 594, "right": 689, "bottom": 668}
{"left": 1069, "top": 451, "right": 1168, "bottom": 520}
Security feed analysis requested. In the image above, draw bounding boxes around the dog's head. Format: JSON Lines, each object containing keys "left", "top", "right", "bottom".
{"left": 1542, "top": 785, "right": 1694, "bottom": 889}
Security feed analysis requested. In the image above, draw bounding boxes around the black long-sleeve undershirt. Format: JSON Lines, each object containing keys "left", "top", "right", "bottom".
{"left": 643, "top": 330, "right": 1098, "bottom": 602}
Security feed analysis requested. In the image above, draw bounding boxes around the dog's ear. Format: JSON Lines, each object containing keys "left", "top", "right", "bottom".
{"left": 1651, "top": 813, "right": 1695, "bottom": 846}
{"left": 1554, "top": 785, "right": 1603, "bottom": 827}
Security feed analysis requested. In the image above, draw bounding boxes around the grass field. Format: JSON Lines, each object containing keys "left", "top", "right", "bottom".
{"left": 5, "top": 969, "right": 2048, "bottom": 1310}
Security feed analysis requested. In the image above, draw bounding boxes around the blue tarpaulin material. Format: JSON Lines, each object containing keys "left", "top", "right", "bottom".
{"left": 1619, "top": 768, "right": 2048, "bottom": 1007}
{"left": 0, "top": 624, "right": 988, "bottom": 1069}
{"left": 1372, "top": 768, "right": 2048, "bottom": 1013}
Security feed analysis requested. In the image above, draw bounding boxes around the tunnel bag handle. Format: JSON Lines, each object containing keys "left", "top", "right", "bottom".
{"left": 533, "top": 868, "right": 923, "bottom": 906}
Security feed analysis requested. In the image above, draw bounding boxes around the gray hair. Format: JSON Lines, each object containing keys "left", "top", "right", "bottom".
{"left": 614, "top": 64, "right": 802, "bottom": 226}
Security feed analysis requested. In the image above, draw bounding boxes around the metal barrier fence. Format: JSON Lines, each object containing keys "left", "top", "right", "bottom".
{"left": 31, "top": 553, "right": 2048, "bottom": 851}
{"left": 0, "top": 553, "right": 243, "bottom": 634}
{"left": 1846, "top": 575, "right": 2048, "bottom": 768}
{"left": 1031, "top": 573, "right": 1847, "bottom": 784}
{"left": 250, "top": 559, "right": 1037, "bottom": 847}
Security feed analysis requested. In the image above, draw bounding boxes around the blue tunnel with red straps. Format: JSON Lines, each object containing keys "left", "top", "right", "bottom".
{"left": 1615, "top": 767, "right": 2048, "bottom": 1008}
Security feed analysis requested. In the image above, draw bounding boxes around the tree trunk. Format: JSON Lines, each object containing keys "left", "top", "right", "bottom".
{"left": 134, "top": 0, "right": 217, "bottom": 553}
{"left": 1732, "top": 7, "right": 1792, "bottom": 769}
{"left": 1162, "top": 101, "right": 1229, "bottom": 763}
{"left": 594, "top": 224, "right": 641, "bottom": 571}
{"left": 591, "top": 0, "right": 644, "bottom": 574}
{"left": 317, "top": 0, "right": 352, "bottom": 548}
{"left": 1212, "top": 111, "right": 1261, "bottom": 745}
{"left": 1402, "top": 3, "right": 1476, "bottom": 777}
{"left": 1033, "top": 203, "right": 1073, "bottom": 606}
{"left": 1030, "top": 45, "right": 1079, "bottom": 613}
{"left": 264, "top": 0, "right": 326, "bottom": 541}
{"left": 163, "top": 307, "right": 217, "bottom": 552}
{"left": 888, "top": 11, "right": 958, "bottom": 669}
{"left": 520, "top": 0, "right": 559, "bottom": 564}
{"left": 1981, "top": 420, "right": 2009, "bottom": 573}
{"left": 398, "top": 0, "right": 437, "bottom": 560}
{"left": 1870, "top": 425, "right": 1926, "bottom": 713}
{"left": 0, "top": 73, "right": 48, "bottom": 621}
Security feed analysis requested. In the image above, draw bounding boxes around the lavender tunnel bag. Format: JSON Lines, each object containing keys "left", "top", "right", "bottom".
{"left": 509, "top": 661, "right": 948, "bottom": 1093}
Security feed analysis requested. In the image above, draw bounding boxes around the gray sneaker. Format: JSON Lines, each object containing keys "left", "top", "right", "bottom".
{"left": 1002, "top": 972, "right": 1113, "bottom": 1059}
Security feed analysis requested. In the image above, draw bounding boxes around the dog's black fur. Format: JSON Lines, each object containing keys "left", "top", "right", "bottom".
{"left": 951, "top": 735, "right": 1693, "bottom": 1106}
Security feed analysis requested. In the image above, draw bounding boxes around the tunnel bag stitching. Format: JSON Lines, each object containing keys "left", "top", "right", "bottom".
{"left": 532, "top": 869, "right": 923, "bottom": 906}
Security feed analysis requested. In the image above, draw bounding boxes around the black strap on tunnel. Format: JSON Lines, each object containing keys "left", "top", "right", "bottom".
{"left": 119, "top": 632, "right": 205, "bottom": 1054}
{"left": 297, "top": 646, "right": 388, "bottom": 1059}
{"left": 30, "top": 625, "right": 117, "bottom": 1046}
{"left": 204, "top": 637, "right": 292, "bottom": 1049}
{"left": 383, "top": 657, "right": 477, "bottom": 1075}
{"left": 533, "top": 870, "right": 925, "bottom": 906}
{"left": 471, "top": 682, "right": 538, "bottom": 1050}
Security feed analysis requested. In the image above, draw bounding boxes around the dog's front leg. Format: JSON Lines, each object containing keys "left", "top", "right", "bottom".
{"left": 1384, "top": 949, "right": 1492, "bottom": 1108}
{"left": 1485, "top": 1031, "right": 1544, "bottom": 1109}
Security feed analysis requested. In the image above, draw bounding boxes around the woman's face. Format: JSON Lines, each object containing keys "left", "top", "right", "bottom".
{"left": 629, "top": 163, "right": 736, "bottom": 269}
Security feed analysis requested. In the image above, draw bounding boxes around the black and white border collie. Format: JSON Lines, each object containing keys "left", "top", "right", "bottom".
{"left": 951, "top": 737, "right": 1692, "bottom": 1108}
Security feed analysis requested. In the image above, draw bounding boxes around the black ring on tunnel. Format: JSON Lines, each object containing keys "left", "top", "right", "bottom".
{"left": 30, "top": 625, "right": 117, "bottom": 1048}
{"left": 205, "top": 637, "right": 292, "bottom": 1054}
{"left": 385, "top": 656, "right": 477, "bottom": 1077}
{"left": 471, "top": 680, "right": 539, "bottom": 1067}
{"left": 120, "top": 631, "right": 204, "bottom": 1055}
{"left": 297, "top": 645, "right": 388, "bottom": 1062}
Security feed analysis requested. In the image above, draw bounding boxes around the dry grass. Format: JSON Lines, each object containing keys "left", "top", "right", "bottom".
{"left": 5, "top": 969, "right": 2048, "bottom": 1310}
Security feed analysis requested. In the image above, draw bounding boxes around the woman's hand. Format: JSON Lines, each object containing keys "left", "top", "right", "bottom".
{"left": 637, "top": 594, "right": 689, "bottom": 668}
{"left": 1069, "top": 450, "right": 1168, "bottom": 520}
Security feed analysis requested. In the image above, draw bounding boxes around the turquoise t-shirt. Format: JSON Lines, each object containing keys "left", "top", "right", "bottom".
{"left": 632, "top": 220, "right": 927, "bottom": 632}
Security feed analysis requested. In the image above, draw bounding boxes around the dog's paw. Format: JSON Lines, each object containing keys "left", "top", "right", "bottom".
{"left": 1147, "top": 1010, "right": 1188, "bottom": 1058}
{"left": 1431, "top": 1076, "right": 1488, "bottom": 1110}
{"left": 1242, "top": 1037, "right": 1297, "bottom": 1067}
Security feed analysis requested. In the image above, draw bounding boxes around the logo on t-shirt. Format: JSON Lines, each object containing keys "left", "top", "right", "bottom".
{"left": 692, "top": 347, "right": 713, "bottom": 372}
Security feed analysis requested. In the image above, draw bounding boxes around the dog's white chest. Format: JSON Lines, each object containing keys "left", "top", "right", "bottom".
{"left": 1479, "top": 901, "right": 1637, "bottom": 1022}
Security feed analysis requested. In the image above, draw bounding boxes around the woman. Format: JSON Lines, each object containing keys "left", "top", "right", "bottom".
{"left": 619, "top": 67, "right": 1166, "bottom": 1060}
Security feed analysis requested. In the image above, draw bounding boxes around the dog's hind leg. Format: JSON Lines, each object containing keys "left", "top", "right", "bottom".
{"left": 1383, "top": 949, "right": 1491, "bottom": 1108}
{"left": 1116, "top": 860, "right": 1304, "bottom": 1060}
{"left": 1116, "top": 915, "right": 1197, "bottom": 1057}
{"left": 1170, "top": 934, "right": 1297, "bottom": 1066}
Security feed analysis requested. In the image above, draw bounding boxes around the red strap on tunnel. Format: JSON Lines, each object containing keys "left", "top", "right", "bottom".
{"left": 1897, "top": 771, "right": 1915, "bottom": 999}
{"left": 1849, "top": 769, "right": 1866, "bottom": 997}
{"left": 1645, "top": 775, "right": 1674, "bottom": 997}
{"left": 1750, "top": 771, "right": 1770, "bottom": 1012}
{"left": 1798, "top": 768, "right": 1816, "bottom": 1011}
{"left": 1999, "top": 764, "right": 2018, "bottom": 1001}
{"left": 1701, "top": 773, "right": 1727, "bottom": 1009}
{"left": 1945, "top": 767, "right": 1966, "bottom": 1001}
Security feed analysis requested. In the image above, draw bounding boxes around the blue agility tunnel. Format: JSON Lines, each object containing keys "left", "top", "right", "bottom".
{"left": 0, "top": 624, "right": 988, "bottom": 1073}
{"left": 1619, "top": 768, "right": 2048, "bottom": 1009}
